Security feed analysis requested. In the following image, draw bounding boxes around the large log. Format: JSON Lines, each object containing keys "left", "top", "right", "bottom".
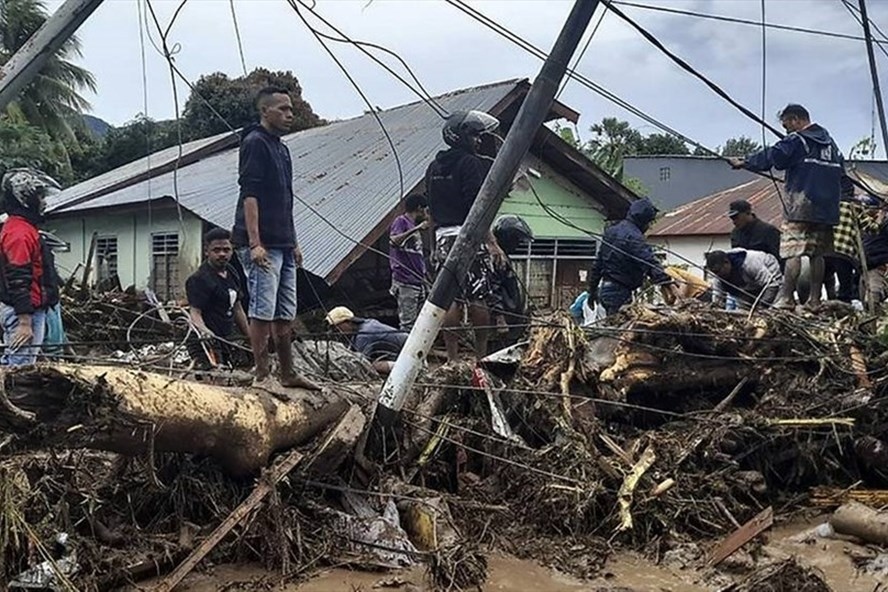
{"left": 830, "top": 500, "right": 888, "bottom": 545}
{"left": 0, "top": 364, "right": 357, "bottom": 476}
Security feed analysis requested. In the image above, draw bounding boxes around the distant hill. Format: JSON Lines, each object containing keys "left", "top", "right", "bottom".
{"left": 82, "top": 114, "right": 111, "bottom": 138}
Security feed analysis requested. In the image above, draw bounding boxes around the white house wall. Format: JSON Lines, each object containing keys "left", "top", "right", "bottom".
{"left": 47, "top": 208, "right": 204, "bottom": 293}
{"left": 650, "top": 235, "right": 729, "bottom": 271}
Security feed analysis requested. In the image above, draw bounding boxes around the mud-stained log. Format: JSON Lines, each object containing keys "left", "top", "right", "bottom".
{"left": 0, "top": 364, "right": 355, "bottom": 476}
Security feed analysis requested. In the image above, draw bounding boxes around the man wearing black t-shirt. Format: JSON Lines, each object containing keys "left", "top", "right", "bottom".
{"left": 185, "top": 228, "right": 250, "bottom": 369}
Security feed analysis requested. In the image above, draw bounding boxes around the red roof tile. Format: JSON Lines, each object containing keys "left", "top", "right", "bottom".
{"left": 649, "top": 178, "right": 781, "bottom": 237}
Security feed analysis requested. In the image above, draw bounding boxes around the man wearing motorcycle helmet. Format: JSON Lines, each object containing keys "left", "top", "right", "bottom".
{"left": 426, "top": 110, "right": 508, "bottom": 362}
{"left": 0, "top": 168, "right": 62, "bottom": 365}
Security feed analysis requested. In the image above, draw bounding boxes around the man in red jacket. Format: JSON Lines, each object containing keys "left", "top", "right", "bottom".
{"left": 0, "top": 168, "right": 61, "bottom": 366}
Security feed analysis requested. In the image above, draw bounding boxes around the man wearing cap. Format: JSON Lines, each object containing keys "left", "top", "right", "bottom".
{"left": 326, "top": 306, "right": 407, "bottom": 375}
{"left": 728, "top": 200, "right": 781, "bottom": 264}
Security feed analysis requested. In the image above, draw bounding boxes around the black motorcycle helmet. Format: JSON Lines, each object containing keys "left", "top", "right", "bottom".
{"left": 493, "top": 215, "right": 533, "bottom": 255}
{"left": 442, "top": 110, "right": 500, "bottom": 149}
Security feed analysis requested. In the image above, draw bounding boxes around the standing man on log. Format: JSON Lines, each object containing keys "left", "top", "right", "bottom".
{"left": 729, "top": 104, "right": 844, "bottom": 309}
{"left": 232, "top": 86, "right": 318, "bottom": 390}
{"left": 0, "top": 169, "right": 62, "bottom": 366}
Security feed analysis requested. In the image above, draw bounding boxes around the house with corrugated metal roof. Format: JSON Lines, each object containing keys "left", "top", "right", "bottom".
{"left": 45, "top": 79, "right": 637, "bottom": 313}
{"left": 649, "top": 167, "right": 888, "bottom": 270}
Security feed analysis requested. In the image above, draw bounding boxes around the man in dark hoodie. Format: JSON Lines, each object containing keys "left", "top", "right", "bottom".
{"left": 232, "top": 86, "right": 317, "bottom": 390}
{"left": 730, "top": 104, "right": 844, "bottom": 308}
{"left": 0, "top": 168, "right": 62, "bottom": 366}
{"left": 587, "top": 198, "right": 677, "bottom": 315}
{"left": 426, "top": 110, "right": 508, "bottom": 362}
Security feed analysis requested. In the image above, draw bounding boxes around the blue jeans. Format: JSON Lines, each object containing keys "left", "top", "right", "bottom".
{"left": 1, "top": 304, "right": 47, "bottom": 366}
{"left": 599, "top": 280, "right": 632, "bottom": 316}
{"left": 237, "top": 247, "right": 298, "bottom": 321}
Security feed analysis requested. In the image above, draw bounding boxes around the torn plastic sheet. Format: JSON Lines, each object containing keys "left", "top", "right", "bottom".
{"left": 331, "top": 495, "right": 418, "bottom": 569}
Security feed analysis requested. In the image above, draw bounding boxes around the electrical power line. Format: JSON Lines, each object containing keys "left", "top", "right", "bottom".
{"left": 286, "top": 0, "right": 405, "bottom": 201}
{"left": 612, "top": 0, "right": 888, "bottom": 46}
{"left": 229, "top": 0, "right": 249, "bottom": 77}
{"left": 287, "top": 0, "right": 448, "bottom": 119}
{"left": 601, "top": 0, "right": 784, "bottom": 139}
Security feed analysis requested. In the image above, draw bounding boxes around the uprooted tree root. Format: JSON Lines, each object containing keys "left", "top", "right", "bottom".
{"left": 401, "top": 302, "right": 888, "bottom": 579}
{"left": 4, "top": 301, "right": 888, "bottom": 589}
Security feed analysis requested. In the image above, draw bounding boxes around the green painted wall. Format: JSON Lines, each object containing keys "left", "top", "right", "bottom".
{"left": 48, "top": 207, "right": 204, "bottom": 294}
{"left": 498, "top": 155, "right": 607, "bottom": 238}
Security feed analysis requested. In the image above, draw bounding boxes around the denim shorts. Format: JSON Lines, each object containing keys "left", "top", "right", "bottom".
{"left": 237, "top": 247, "right": 297, "bottom": 322}
{"left": 1, "top": 304, "right": 47, "bottom": 366}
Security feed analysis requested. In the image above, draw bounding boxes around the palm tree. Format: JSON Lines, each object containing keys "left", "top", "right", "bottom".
{"left": 0, "top": 0, "right": 96, "bottom": 141}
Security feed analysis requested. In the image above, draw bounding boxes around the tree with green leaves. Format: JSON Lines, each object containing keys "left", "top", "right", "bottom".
{"left": 0, "top": 120, "right": 72, "bottom": 181}
{"left": 181, "top": 68, "right": 323, "bottom": 141}
{"left": 638, "top": 133, "right": 689, "bottom": 156}
{"left": 96, "top": 115, "right": 180, "bottom": 173}
{"left": 720, "top": 136, "right": 762, "bottom": 157}
{"left": 0, "top": 0, "right": 96, "bottom": 142}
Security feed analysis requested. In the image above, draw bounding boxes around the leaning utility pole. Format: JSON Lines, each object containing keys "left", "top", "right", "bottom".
{"left": 859, "top": 0, "right": 888, "bottom": 156}
{"left": 376, "top": 0, "right": 601, "bottom": 423}
{"left": 0, "top": 0, "right": 104, "bottom": 112}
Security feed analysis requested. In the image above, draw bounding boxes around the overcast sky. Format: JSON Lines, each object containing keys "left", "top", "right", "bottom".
{"left": 49, "top": 0, "right": 888, "bottom": 157}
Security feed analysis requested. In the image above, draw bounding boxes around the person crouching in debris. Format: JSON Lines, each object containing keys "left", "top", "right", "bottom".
{"left": 389, "top": 194, "right": 430, "bottom": 331}
{"left": 705, "top": 249, "right": 782, "bottom": 310}
{"left": 185, "top": 228, "right": 250, "bottom": 370}
{"left": 729, "top": 104, "right": 843, "bottom": 309}
{"left": 325, "top": 306, "right": 407, "bottom": 375}
{"left": 663, "top": 265, "right": 711, "bottom": 304}
{"left": 426, "top": 110, "right": 508, "bottom": 362}
{"left": 587, "top": 198, "right": 679, "bottom": 315}
{"left": 0, "top": 168, "right": 62, "bottom": 366}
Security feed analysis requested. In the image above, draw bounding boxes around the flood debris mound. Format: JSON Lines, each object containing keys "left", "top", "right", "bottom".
{"left": 724, "top": 557, "right": 832, "bottom": 592}
{"left": 2, "top": 301, "right": 887, "bottom": 589}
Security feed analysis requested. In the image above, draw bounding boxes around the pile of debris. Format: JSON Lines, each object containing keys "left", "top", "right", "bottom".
{"left": 1, "top": 301, "right": 887, "bottom": 590}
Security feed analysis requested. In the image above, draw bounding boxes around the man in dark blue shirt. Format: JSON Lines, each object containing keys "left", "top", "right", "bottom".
{"left": 729, "top": 104, "right": 843, "bottom": 308}
{"left": 587, "top": 198, "right": 678, "bottom": 315}
{"left": 232, "top": 86, "right": 317, "bottom": 390}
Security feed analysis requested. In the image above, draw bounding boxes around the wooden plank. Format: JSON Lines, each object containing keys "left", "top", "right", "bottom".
{"left": 153, "top": 449, "right": 304, "bottom": 592}
{"left": 708, "top": 506, "right": 773, "bottom": 567}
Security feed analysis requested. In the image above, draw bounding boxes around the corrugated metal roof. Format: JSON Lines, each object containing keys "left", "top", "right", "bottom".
{"left": 649, "top": 178, "right": 781, "bottom": 237}
{"left": 48, "top": 78, "right": 633, "bottom": 282}
{"left": 49, "top": 80, "right": 528, "bottom": 282}
{"left": 650, "top": 168, "right": 888, "bottom": 238}
{"left": 49, "top": 131, "right": 237, "bottom": 211}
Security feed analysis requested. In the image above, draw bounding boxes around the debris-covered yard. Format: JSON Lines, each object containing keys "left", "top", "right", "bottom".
{"left": 3, "top": 295, "right": 888, "bottom": 591}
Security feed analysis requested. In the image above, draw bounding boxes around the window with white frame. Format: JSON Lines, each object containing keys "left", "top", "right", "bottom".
{"left": 658, "top": 166, "right": 671, "bottom": 182}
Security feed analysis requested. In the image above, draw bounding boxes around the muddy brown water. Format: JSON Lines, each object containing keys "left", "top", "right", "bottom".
{"left": 145, "top": 519, "right": 884, "bottom": 591}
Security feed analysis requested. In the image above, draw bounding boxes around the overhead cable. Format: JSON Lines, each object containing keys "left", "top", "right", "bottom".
{"left": 286, "top": 0, "right": 405, "bottom": 200}
{"left": 289, "top": 0, "right": 448, "bottom": 119}
{"left": 611, "top": 0, "right": 888, "bottom": 45}
{"left": 601, "top": 0, "right": 785, "bottom": 139}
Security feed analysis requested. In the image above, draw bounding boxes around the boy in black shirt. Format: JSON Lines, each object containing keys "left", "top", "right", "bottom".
{"left": 186, "top": 228, "right": 250, "bottom": 369}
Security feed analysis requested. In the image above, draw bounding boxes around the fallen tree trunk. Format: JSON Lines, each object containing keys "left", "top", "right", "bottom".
{"left": 0, "top": 364, "right": 356, "bottom": 476}
{"left": 830, "top": 501, "right": 888, "bottom": 545}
